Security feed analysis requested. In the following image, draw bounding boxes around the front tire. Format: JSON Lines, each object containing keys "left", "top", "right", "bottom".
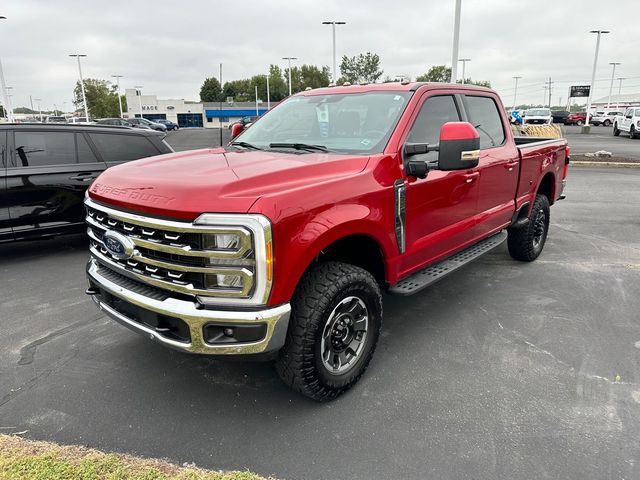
{"left": 631, "top": 126, "right": 637, "bottom": 139}
{"left": 507, "top": 194, "right": 550, "bottom": 262}
{"left": 613, "top": 123, "right": 620, "bottom": 136}
{"left": 576, "top": 120, "right": 583, "bottom": 126}
{"left": 603, "top": 119, "right": 611, "bottom": 127}
{"left": 276, "top": 262, "right": 382, "bottom": 401}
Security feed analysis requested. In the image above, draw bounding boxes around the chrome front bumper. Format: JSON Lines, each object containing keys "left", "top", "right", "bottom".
{"left": 87, "top": 259, "right": 290, "bottom": 355}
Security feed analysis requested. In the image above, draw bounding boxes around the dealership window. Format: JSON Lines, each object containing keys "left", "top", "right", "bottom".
{"left": 207, "top": 117, "right": 213, "bottom": 123}
{"left": 89, "top": 133, "right": 160, "bottom": 163}
{"left": 220, "top": 117, "right": 229, "bottom": 122}
{"left": 14, "top": 131, "right": 76, "bottom": 167}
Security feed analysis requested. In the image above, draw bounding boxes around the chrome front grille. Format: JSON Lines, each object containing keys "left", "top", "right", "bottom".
{"left": 85, "top": 199, "right": 256, "bottom": 299}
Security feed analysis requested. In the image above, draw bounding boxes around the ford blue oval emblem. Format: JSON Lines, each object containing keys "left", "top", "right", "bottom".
{"left": 103, "top": 230, "right": 135, "bottom": 260}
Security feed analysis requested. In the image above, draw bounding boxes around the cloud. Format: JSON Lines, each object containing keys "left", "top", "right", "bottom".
{"left": 0, "top": 0, "right": 637, "bottom": 110}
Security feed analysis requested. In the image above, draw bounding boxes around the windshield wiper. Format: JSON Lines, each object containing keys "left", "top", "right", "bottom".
{"left": 230, "top": 141, "right": 263, "bottom": 150}
{"left": 269, "top": 142, "right": 329, "bottom": 152}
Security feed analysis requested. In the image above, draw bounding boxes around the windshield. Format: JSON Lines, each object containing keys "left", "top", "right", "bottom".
{"left": 237, "top": 92, "right": 412, "bottom": 154}
{"left": 527, "top": 109, "right": 551, "bottom": 116}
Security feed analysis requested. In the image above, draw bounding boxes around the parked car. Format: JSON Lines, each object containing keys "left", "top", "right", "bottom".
{"left": 613, "top": 107, "right": 640, "bottom": 138}
{"left": 228, "top": 116, "right": 257, "bottom": 130}
{"left": 155, "top": 119, "right": 179, "bottom": 131}
{"left": 45, "top": 116, "right": 67, "bottom": 123}
{"left": 67, "top": 116, "right": 95, "bottom": 124}
{"left": 96, "top": 118, "right": 136, "bottom": 127}
{"left": 128, "top": 117, "right": 167, "bottom": 132}
{"left": 0, "top": 124, "right": 173, "bottom": 243}
{"left": 551, "top": 110, "right": 570, "bottom": 124}
{"left": 591, "top": 111, "right": 622, "bottom": 127}
{"left": 84, "top": 82, "right": 569, "bottom": 401}
{"left": 565, "top": 111, "right": 588, "bottom": 126}
{"left": 523, "top": 108, "right": 552, "bottom": 125}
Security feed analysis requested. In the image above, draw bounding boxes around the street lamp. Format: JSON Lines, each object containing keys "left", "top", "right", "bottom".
{"left": 0, "top": 15, "right": 14, "bottom": 122}
{"left": 583, "top": 30, "right": 610, "bottom": 131}
{"left": 617, "top": 77, "right": 625, "bottom": 95}
{"left": 134, "top": 85, "right": 143, "bottom": 119}
{"left": 606, "top": 62, "right": 620, "bottom": 109}
{"left": 322, "top": 21, "right": 346, "bottom": 84}
{"left": 458, "top": 58, "right": 471, "bottom": 84}
{"left": 34, "top": 98, "right": 42, "bottom": 122}
{"left": 282, "top": 57, "right": 297, "bottom": 96}
{"left": 450, "top": 0, "right": 462, "bottom": 82}
{"left": 512, "top": 76, "right": 522, "bottom": 112}
{"left": 5, "top": 85, "right": 13, "bottom": 120}
{"left": 112, "top": 74, "right": 124, "bottom": 118}
{"left": 69, "top": 54, "right": 89, "bottom": 120}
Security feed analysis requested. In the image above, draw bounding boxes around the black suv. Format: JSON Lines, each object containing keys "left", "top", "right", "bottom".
{"left": 0, "top": 124, "right": 173, "bottom": 243}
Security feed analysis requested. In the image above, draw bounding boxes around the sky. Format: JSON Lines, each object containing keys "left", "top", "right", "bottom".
{"left": 0, "top": 0, "right": 638, "bottom": 112}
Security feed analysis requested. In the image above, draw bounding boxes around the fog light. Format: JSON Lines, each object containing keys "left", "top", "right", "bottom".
{"left": 205, "top": 273, "right": 244, "bottom": 290}
{"left": 223, "top": 327, "right": 234, "bottom": 337}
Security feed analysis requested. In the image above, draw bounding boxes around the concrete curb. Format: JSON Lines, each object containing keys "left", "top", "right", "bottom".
{"left": 570, "top": 161, "right": 640, "bottom": 168}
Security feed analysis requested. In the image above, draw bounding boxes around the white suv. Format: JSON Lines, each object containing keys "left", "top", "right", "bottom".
{"left": 613, "top": 108, "right": 640, "bottom": 139}
{"left": 591, "top": 111, "right": 622, "bottom": 127}
{"left": 523, "top": 108, "right": 552, "bottom": 125}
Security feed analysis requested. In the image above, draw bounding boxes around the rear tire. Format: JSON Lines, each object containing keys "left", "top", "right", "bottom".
{"left": 613, "top": 123, "right": 620, "bottom": 136}
{"left": 507, "top": 194, "right": 550, "bottom": 262}
{"left": 603, "top": 119, "right": 611, "bottom": 127}
{"left": 276, "top": 262, "right": 382, "bottom": 401}
{"left": 576, "top": 120, "right": 583, "bottom": 126}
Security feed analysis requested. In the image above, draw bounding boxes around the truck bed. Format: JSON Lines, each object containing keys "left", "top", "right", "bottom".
{"left": 514, "top": 137, "right": 568, "bottom": 208}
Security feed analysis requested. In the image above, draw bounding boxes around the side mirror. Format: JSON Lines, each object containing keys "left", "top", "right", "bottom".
{"left": 438, "top": 122, "right": 481, "bottom": 171}
{"left": 230, "top": 123, "right": 244, "bottom": 139}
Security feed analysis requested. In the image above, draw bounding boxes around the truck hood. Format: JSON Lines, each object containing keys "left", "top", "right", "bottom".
{"left": 88, "top": 148, "right": 370, "bottom": 220}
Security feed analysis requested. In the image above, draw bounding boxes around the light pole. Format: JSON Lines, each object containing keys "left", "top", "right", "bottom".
{"left": 0, "top": 15, "right": 13, "bottom": 122}
{"left": 34, "top": 98, "right": 42, "bottom": 122}
{"left": 255, "top": 85, "right": 259, "bottom": 116}
{"left": 583, "top": 30, "right": 609, "bottom": 131}
{"left": 134, "top": 86, "right": 143, "bottom": 119}
{"left": 458, "top": 58, "right": 470, "bottom": 84}
{"left": 5, "top": 85, "right": 13, "bottom": 120}
{"left": 69, "top": 54, "right": 89, "bottom": 120}
{"left": 112, "top": 74, "right": 124, "bottom": 118}
{"left": 512, "top": 76, "right": 522, "bottom": 112}
{"left": 617, "top": 77, "right": 625, "bottom": 95}
{"left": 259, "top": 73, "right": 271, "bottom": 110}
{"left": 606, "top": 62, "right": 620, "bottom": 109}
{"left": 450, "top": 0, "right": 462, "bottom": 82}
{"left": 322, "top": 21, "right": 346, "bottom": 84}
{"left": 543, "top": 85, "right": 549, "bottom": 107}
{"left": 282, "top": 57, "right": 297, "bottom": 96}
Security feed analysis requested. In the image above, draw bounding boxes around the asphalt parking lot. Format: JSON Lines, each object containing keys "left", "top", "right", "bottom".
{"left": 563, "top": 125, "right": 640, "bottom": 160}
{"left": 2, "top": 165, "right": 640, "bottom": 480}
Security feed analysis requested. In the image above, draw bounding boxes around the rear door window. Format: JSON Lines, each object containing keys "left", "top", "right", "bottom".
{"left": 88, "top": 133, "right": 160, "bottom": 163}
{"left": 13, "top": 131, "right": 76, "bottom": 167}
{"left": 463, "top": 96, "right": 506, "bottom": 149}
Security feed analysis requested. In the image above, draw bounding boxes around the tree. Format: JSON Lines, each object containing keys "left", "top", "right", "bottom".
{"left": 73, "top": 78, "right": 123, "bottom": 118}
{"left": 200, "top": 77, "right": 223, "bottom": 102}
{"left": 268, "top": 64, "right": 288, "bottom": 101}
{"left": 415, "top": 65, "right": 491, "bottom": 87}
{"left": 339, "top": 52, "right": 384, "bottom": 84}
{"left": 416, "top": 65, "right": 451, "bottom": 83}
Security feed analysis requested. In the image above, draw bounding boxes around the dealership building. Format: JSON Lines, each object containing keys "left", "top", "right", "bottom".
{"left": 125, "top": 89, "right": 269, "bottom": 128}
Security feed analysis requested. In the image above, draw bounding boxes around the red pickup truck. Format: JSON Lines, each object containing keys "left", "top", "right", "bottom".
{"left": 85, "top": 83, "right": 569, "bottom": 401}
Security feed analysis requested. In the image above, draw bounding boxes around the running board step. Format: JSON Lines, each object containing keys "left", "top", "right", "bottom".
{"left": 389, "top": 231, "right": 507, "bottom": 296}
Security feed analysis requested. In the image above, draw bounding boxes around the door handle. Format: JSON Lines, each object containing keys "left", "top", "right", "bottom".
{"left": 464, "top": 172, "right": 480, "bottom": 183}
{"left": 504, "top": 161, "right": 518, "bottom": 171}
{"left": 69, "top": 173, "right": 97, "bottom": 182}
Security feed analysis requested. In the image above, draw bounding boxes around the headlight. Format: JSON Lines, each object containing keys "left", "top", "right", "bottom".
{"left": 202, "top": 233, "right": 241, "bottom": 250}
{"left": 194, "top": 213, "right": 273, "bottom": 306}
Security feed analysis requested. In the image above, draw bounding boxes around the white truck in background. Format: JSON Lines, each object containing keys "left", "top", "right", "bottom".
{"left": 613, "top": 107, "right": 640, "bottom": 139}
